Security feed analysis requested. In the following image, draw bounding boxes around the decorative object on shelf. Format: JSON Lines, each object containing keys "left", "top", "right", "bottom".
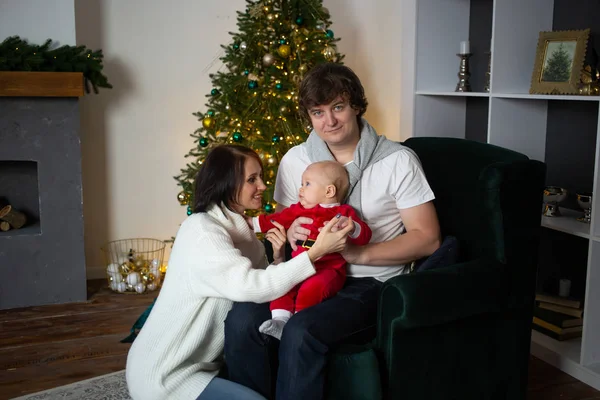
{"left": 576, "top": 192, "right": 592, "bottom": 223}
{"left": 484, "top": 51, "right": 491, "bottom": 93}
{"left": 578, "top": 65, "right": 600, "bottom": 95}
{"left": 0, "top": 204, "right": 27, "bottom": 229}
{"left": 455, "top": 54, "right": 473, "bottom": 92}
{"left": 559, "top": 278, "right": 572, "bottom": 298}
{"left": 102, "top": 238, "right": 167, "bottom": 294}
{"left": 542, "top": 186, "right": 567, "bottom": 217}
{"left": 454, "top": 40, "right": 472, "bottom": 92}
{"left": 530, "top": 29, "right": 590, "bottom": 95}
{"left": 0, "top": 36, "right": 112, "bottom": 94}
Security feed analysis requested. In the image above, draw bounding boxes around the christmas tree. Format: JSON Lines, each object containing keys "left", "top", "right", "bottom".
{"left": 175, "top": 0, "right": 343, "bottom": 215}
{"left": 542, "top": 43, "right": 573, "bottom": 82}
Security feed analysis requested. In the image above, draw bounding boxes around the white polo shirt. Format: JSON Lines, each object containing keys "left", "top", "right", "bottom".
{"left": 274, "top": 143, "right": 435, "bottom": 281}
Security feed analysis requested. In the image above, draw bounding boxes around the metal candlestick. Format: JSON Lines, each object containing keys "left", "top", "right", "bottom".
{"left": 484, "top": 52, "right": 491, "bottom": 93}
{"left": 455, "top": 53, "right": 473, "bottom": 92}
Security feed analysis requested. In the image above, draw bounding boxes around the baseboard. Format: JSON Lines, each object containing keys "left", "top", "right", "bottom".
{"left": 86, "top": 265, "right": 107, "bottom": 280}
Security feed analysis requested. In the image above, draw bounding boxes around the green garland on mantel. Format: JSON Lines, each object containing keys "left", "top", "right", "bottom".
{"left": 0, "top": 36, "right": 112, "bottom": 94}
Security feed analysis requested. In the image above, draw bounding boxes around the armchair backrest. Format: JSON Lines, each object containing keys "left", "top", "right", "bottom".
{"left": 403, "top": 137, "right": 546, "bottom": 269}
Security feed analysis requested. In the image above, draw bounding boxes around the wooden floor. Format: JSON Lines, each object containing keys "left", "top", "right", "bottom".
{"left": 1, "top": 280, "right": 599, "bottom": 400}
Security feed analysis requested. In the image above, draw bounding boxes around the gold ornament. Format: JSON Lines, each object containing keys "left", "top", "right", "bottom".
{"left": 262, "top": 53, "right": 275, "bottom": 66}
{"left": 323, "top": 46, "right": 336, "bottom": 60}
{"left": 277, "top": 44, "right": 291, "bottom": 58}
{"left": 177, "top": 191, "right": 189, "bottom": 205}
{"left": 202, "top": 117, "right": 215, "bottom": 129}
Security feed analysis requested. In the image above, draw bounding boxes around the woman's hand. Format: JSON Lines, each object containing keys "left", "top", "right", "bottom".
{"left": 286, "top": 217, "right": 313, "bottom": 251}
{"left": 307, "top": 215, "right": 354, "bottom": 262}
{"left": 265, "top": 220, "right": 287, "bottom": 264}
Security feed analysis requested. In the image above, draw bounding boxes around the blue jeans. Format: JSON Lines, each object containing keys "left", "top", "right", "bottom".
{"left": 224, "top": 277, "right": 383, "bottom": 400}
{"left": 197, "top": 377, "right": 267, "bottom": 400}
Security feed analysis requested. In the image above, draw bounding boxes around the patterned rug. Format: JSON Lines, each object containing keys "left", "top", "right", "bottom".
{"left": 11, "top": 370, "right": 131, "bottom": 400}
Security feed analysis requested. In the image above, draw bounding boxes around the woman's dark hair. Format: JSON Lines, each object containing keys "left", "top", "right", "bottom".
{"left": 298, "top": 63, "right": 368, "bottom": 124}
{"left": 193, "top": 145, "right": 262, "bottom": 213}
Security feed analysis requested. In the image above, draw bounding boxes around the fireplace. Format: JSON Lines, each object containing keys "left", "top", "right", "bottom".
{"left": 0, "top": 72, "right": 87, "bottom": 309}
{"left": 0, "top": 160, "right": 41, "bottom": 236}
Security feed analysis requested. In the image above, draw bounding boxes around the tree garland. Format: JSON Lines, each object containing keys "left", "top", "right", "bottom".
{"left": 0, "top": 36, "right": 112, "bottom": 94}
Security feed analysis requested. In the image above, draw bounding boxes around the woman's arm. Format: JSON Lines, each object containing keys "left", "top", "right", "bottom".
{"left": 188, "top": 217, "right": 352, "bottom": 303}
{"left": 188, "top": 226, "right": 315, "bottom": 303}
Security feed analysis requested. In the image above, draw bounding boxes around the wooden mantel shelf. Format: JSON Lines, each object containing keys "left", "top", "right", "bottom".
{"left": 0, "top": 71, "right": 84, "bottom": 97}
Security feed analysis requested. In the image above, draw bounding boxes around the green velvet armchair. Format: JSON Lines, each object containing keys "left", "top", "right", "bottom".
{"left": 325, "top": 137, "right": 546, "bottom": 400}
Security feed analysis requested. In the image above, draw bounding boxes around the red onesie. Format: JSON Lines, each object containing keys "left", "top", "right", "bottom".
{"left": 257, "top": 203, "right": 372, "bottom": 313}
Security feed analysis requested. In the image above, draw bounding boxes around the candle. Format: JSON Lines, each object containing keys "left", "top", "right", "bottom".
{"left": 460, "top": 41, "right": 470, "bottom": 54}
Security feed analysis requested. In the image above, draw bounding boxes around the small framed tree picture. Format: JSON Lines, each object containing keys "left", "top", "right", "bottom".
{"left": 530, "top": 29, "right": 590, "bottom": 95}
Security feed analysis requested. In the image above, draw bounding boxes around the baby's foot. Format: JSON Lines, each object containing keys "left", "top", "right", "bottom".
{"left": 258, "top": 319, "right": 287, "bottom": 340}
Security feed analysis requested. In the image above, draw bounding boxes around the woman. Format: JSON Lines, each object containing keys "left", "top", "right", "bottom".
{"left": 126, "top": 144, "right": 353, "bottom": 400}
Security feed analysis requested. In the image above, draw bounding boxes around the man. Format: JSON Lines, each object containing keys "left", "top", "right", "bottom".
{"left": 224, "top": 63, "right": 441, "bottom": 400}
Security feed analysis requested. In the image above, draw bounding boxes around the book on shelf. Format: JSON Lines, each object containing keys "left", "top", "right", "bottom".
{"left": 532, "top": 322, "right": 582, "bottom": 341}
{"left": 538, "top": 301, "right": 584, "bottom": 318}
{"left": 533, "top": 305, "right": 583, "bottom": 328}
{"left": 533, "top": 317, "right": 583, "bottom": 335}
{"left": 535, "top": 293, "right": 582, "bottom": 309}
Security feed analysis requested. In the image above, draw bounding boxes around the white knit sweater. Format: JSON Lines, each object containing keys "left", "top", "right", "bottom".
{"left": 126, "top": 203, "right": 316, "bottom": 400}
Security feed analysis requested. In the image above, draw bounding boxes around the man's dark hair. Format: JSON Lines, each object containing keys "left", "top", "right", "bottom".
{"left": 193, "top": 145, "right": 262, "bottom": 213}
{"left": 298, "top": 63, "right": 368, "bottom": 125}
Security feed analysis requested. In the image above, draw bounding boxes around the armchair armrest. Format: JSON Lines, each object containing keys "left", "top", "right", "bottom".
{"left": 377, "top": 258, "right": 508, "bottom": 347}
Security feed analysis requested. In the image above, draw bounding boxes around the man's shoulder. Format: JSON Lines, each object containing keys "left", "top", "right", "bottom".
{"left": 373, "top": 145, "right": 422, "bottom": 170}
{"left": 281, "top": 143, "right": 310, "bottom": 163}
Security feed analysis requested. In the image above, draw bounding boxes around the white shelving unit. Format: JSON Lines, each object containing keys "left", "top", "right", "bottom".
{"left": 410, "top": 0, "right": 600, "bottom": 391}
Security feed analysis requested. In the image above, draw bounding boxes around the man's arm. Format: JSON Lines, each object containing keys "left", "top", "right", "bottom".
{"left": 342, "top": 201, "right": 441, "bottom": 266}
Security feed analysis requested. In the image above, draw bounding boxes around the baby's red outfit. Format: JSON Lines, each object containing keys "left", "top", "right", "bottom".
{"left": 257, "top": 203, "right": 372, "bottom": 312}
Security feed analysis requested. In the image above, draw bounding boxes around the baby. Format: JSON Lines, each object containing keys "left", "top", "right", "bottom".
{"left": 253, "top": 160, "right": 372, "bottom": 339}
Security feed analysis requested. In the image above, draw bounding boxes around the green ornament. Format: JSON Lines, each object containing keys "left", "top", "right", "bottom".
{"left": 233, "top": 43, "right": 240, "bottom": 50}
{"left": 199, "top": 137, "right": 209, "bottom": 147}
{"left": 187, "top": 205, "right": 193, "bottom": 216}
{"left": 272, "top": 135, "right": 280, "bottom": 143}
{"left": 275, "top": 83, "right": 283, "bottom": 90}
{"left": 211, "top": 88, "right": 220, "bottom": 96}
{"left": 207, "top": 110, "right": 215, "bottom": 116}
{"left": 264, "top": 203, "right": 274, "bottom": 213}
{"left": 279, "top": 39, "right": 286, "bottom": 45}
{"left": 244, "top": 70, "right": 250, "bottom": 75}
{"left": 295, "top": 16, "right": 304, "bottom": 25}
{"left": 326, "top": 29, "right": 334, "bottom": 38}
{"left": 233, "top": 132, "right": 243, "bottom": 142}
{"left": 248, "top": 80, "right": 258, "bottom": 89}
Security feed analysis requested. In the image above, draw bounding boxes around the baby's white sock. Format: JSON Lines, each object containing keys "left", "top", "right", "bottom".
{"left": 258, "top": 309, "right": 292, "bottom": 340}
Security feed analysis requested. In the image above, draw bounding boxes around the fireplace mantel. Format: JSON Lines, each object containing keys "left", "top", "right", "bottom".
{"left": 0, "top": 71, "right": 84, "bottom": 97}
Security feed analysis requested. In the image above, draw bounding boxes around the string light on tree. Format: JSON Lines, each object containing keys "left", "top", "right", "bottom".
{"left": 175, "top": 0, "right": 344, "bottom": 214}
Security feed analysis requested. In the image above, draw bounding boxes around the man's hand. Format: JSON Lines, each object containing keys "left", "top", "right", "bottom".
{"left": 287, "top": 217, "right": 313, "bottom": 251}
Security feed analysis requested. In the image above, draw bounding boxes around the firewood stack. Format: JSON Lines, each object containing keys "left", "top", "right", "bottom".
{"left": 0, "top": 203, "right": 27, "bottom": 232}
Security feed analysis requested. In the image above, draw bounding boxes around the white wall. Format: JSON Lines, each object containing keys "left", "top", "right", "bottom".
{"left": 0, "top": 0, "right": 75, "bottom": 45}
{"left": 3, "top": 0, "right": 412, "bottom": 278}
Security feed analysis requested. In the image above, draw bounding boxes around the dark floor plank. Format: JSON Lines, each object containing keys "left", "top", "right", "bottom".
{"left": 0, "top": 354, "right": 127, "bottom": 398}
{"left": 0, "top": 333, "right": 131, "bottom": 371}
{"left": 0, "top": 305, "right": 153, "bottom": 348}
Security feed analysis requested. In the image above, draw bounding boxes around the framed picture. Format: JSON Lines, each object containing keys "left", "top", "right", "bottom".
{"left": 530, "top": 29, "right": 590, "bottom": 95}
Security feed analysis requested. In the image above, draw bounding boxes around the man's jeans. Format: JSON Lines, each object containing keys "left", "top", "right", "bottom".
{"left": 224, "top": 277, "right": 383, "bottom": 400}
